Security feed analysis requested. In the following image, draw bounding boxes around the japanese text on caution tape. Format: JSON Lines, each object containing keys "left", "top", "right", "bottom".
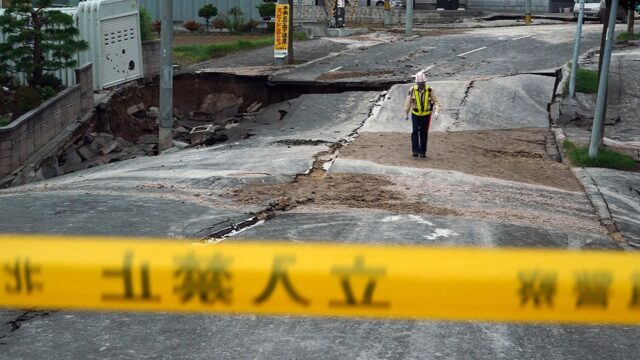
{"left": 2, "top": 234, "right": 640, "bottom": 324}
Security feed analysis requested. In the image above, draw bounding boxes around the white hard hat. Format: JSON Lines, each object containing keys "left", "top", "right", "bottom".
{"left": 415, "top": 71, "right": 426, "bottom": 84}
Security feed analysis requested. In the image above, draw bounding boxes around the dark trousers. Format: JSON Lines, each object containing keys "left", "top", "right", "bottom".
{"left": 411, "top": 113, "right": 431, "bottom": 155}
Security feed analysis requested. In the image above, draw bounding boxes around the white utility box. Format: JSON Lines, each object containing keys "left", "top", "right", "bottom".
{"left": 76, "top": 0, "right": 144, "bottom": 90}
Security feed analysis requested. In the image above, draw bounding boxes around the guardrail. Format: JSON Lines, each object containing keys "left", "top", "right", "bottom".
{"left": 1, "top": 234, "right": 639, "bottom": 325}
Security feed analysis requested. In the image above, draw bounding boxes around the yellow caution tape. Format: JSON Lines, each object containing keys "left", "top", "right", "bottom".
{"left": 1, "top": 234, "right": 640, "bottom": 324}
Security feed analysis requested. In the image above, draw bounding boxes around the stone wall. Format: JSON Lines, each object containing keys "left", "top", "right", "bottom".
{"left": 0, "top": 64, "right": 94, "bottom": 177}
{"left": 142, "top": 40, "right": 161, "bottom": 79}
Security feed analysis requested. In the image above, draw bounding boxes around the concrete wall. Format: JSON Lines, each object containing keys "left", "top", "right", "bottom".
{"left": 0, "top": 64, "right": 94, "bottom": 177}
{"left": 142, "top": 40, "right": 161, "bottom": 79}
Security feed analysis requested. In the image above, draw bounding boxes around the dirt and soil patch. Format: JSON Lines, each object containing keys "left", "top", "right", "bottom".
{"left": 229, "top": 172, "right": 458, "bottom": 216}
{"left": 339, "top": 129, "right": 582, "bottom": 192}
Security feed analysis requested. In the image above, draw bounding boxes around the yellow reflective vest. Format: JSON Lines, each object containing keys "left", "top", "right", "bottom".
{"left": 411, "top": 85, "right": 431, "bottom": 116}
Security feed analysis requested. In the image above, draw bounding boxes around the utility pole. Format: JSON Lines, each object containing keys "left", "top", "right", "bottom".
{"left": 569, "top": 0, "right": 585, "bottom": 97}
{"left": 159, "top": 0, "right": 173, "bottom": 152}
{"left": 298, "top": 0, "right": 303, "bottom": 29}
{"left": 589, "top": 0, "right": 619, "bottom": 159}
{"left": 525, "top": 0, "right": 532, "bottom": 25}
{"left": 405, "top": 0, "right": 413, "bottom": 36}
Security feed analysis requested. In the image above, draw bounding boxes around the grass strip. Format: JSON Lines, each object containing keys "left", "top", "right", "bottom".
{"left": 617, "top": 32, "right": 640, "bottom": 42}
{"left": 563, "top": 140, "right": 636, "bottom": 170}
{"left": 174, "top": 36, "right": 273, "bottom": 64}
{"left": 174, "top": 31, "right": 308, "bottom": 65}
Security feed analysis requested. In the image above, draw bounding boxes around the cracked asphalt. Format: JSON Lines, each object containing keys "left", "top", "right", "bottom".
{"left": 1, "top": 24, "right": 639, "bottom": 359}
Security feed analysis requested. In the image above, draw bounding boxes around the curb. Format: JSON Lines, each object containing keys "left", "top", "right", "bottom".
{"left": 552, "top": 128, "right": 630, "bottom": 248}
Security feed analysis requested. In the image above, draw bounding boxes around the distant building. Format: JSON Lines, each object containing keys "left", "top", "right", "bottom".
{"left": 466, "top": 0, "right": 574, "bottom": 13}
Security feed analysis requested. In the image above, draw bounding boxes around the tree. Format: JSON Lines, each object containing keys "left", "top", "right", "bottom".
{"left": 256, "top": 2, "right": 276, "bottom": 20}
{"left": 224, "top": 7, "right": 245, "bottom": 34}
{"left": 0, "top": 0, "right": 88, "bottom": 88}
{"left": 626, "top": 0, "right": 639, "bottom": 35}
{"left": 198, "top": 4, "right": 218, "bottom": 33}
{"left": 139, "top": 7, "right": 155, "bottom": 41}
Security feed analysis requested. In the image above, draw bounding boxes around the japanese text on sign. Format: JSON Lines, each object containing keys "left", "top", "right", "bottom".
{"left": 274, "top": 4, "right": 290, "bottom": 58}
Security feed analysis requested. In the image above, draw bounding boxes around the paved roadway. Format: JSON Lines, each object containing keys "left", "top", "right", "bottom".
{"left": 271, "top": 24, "right": 606, "bottom": 85}
{"left": 1, "top": 24, "right": 639, "bottom": 359}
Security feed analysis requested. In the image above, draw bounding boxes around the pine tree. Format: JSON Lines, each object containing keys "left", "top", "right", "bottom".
{"left": 0, "top": 0, "right": 88, "bottom": 88}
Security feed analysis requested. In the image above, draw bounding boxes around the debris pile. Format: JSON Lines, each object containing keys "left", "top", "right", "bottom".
{"left": 2, "top": 88, "right": 266, "bottom": 187}
{"left": 59, "top": 131, "right": 154, "bottom": 173}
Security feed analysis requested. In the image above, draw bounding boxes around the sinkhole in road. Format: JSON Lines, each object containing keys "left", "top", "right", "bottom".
{"left": 48, "top": 72, "right": 393, "bottom": 180}
{"left": 101, "top": 71, "right": 392, "bottom": 149}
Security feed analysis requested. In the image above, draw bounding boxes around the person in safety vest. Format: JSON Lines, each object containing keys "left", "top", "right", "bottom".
{"left": 404, "top": 71, "right": 435, "bottom": 158}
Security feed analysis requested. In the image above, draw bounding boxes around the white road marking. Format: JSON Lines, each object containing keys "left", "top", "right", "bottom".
{"left": 512, "top": 35, "right": 532, "bottom": 40}
{"left": 328, "top": 66, "right": 343, "bottom": 72}
{"left": 422, "top": 64, "right": 437, "bottom": 72}
{"left": 457, "top": 47, "right": 487, "bottom": 57}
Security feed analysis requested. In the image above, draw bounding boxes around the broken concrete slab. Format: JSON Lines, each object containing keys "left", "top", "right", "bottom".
{"left": 127, "top": 102, "right": 145, "bottom": 116}
{"left": 585, "top": 168, "right": 640, "bottom": 245}
{"left": 362, "top": 75, "right": 555, "bottom": 134}
{"left": 63, "top": 146, "right": 82, "bottom": 167}
{"left": 139, "top": 134, "right": 159, "bottom": 144}
{"left": 100, "top": 141, "right": 119, "bottom": 155}
{"left": 77, "top": 145, "right": 95, "bottom": 160}
{"left": 115, "top": 137, "right": 134, "bottom": 148}
{"left": 225, "top": 92, "right": 381, "bottom": 145}
{"left": 38, "top": 156, "right": 60, "bottom": 180}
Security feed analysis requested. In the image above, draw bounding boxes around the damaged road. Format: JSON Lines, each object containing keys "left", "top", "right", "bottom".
{"left": 1, "top": 24, "right": 638, "bottom": 359}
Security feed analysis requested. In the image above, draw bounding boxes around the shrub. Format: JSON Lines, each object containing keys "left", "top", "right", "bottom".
{"left": 13, "top": 86, "right": 42, "bottom": 116}
{"left": 224, "top": 7, "right": 245, "bottom": 34}
{"left": 183, "top": 20, "right": 201, "bottom": 33}
{"left": 198, "top": 4, "right": 218, "bottom": 33}
{"left": 256, "top": 2, "right": 276, "bottom": 19}
{"left": 153, "top": 19, "right": 162, "bottom": 34}
{"left": 244, "top": 19, "right": 259, "bottom": 33}
{"left": 40, "top": 73, "right": 63, "bottom": 90}
{"left": 213, "top": 14, "right": 225, "bottom": 32}
{"left": 139, "top": 7, "right": 155, "bottom": 41}
{"left": 39, "top": 86, "right": 56, "bottom": 101}
{"left": 267, "top": 21, "right": 275, "bottom": 32}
